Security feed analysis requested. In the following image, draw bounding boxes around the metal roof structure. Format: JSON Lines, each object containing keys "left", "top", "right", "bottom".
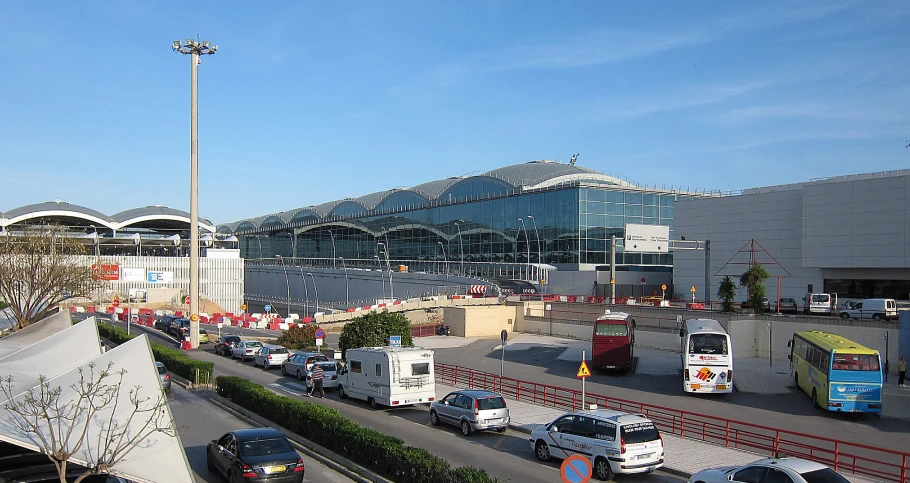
{"left": 218, "top": 160, "right": 661, "bottom": 233}
{"left": 1, "top": 202, "right": 216, "bottom": 233}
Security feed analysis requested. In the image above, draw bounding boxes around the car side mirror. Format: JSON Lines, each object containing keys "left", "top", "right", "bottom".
{"left": 631, "top": 319, "right": 637, "bottom": 328}
{"left": 727, "top": 475, "right": 734, "bottom": 481}
{"left": 787, "top": 340, "right": 792, "bottom": 348}
{"left": 550, "top": 426, "right": 559, "bottom": 433}
{"left": 443, "top": 401, "right": 449, "bottom": 406}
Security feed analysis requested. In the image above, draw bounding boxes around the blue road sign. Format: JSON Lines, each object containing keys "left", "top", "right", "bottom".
{"left": 264, "top": 304, "right": 272, "bottom": 312}
{"left": 218, "top": 316, "right": 224, "bottom": 323}
{"left": 315, "top": 328, "right": 325, "bottom": 339}
{"left": 560, "top": 455, "right": 592, "bottom": 483}
{"left": 389, "top": 335, "right": 402, "bottom": 347}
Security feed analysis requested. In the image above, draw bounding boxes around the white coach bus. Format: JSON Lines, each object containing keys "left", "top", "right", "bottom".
{"left": 679, "top": 319, "right": 733, "bottom": 394}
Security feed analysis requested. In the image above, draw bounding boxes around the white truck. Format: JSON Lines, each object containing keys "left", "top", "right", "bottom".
{"left": 337, "top": 346, "right": 436, "bottom": 409}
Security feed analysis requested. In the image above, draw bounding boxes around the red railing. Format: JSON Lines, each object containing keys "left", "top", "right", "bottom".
{"left": 435, "top": 363, "right": 909, "bottom": 483}
{"left": 411, "top": 324, "right": 443, "bottom": 338}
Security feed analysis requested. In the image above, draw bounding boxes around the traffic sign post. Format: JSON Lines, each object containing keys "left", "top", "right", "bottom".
{"left": 264, "top": 304, "right": 271, "bottom": 313}
{"left": 500, "top": 330, "right": 508, "bottom": 394}
{"left": 389, "top": 335, "right": 401, "bottom": 347}
{"left": 560, "top": 454, "right": 592, "bottom": 483}
{"left": 767, "top": 321, "right": 772, "bottom": 367}
{"left": 185, "top": 296, "right": 191, "bottom": 305}
{"left": 314, "top": 328, "right": 325, "bottom": 339}
{"left": 111, "top": 299, "right": 120, "bottom": 308}
{"left": 241, "top": 303, "right": 247, "bottom": 311}
{"left": 661, "top": 284, "right": 667, "bottom": 300}
{"left": 690, "top": 285, "right": 697, "bottom": 303}
{"left": 578, "top": 351, "right": 591, "bottom": 409}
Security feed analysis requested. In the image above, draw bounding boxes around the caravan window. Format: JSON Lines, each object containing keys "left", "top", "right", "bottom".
{"left": 375, "top": 363, "right": 382, "bottom": 377}
{"left": 349, "top": 360, "right": 362, "bottom": 374}
{"left": 412, "top": 363, "right": 430, "bottom": 376}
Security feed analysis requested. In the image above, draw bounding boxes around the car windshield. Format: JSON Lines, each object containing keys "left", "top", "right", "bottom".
{"left": 620, "top": 422, "right": 660, "bottom": 444}
{"left": 246, "top": 341, "right": 263, "bottom": 348}
{"left": 800, "top": 468, "right": 851, "bottom": 483}
{"left": 156, "top": 365, "right": 167, "bottom": 375}
{"left": 316, "top": 362, "right": 337, "bottom": 371}
{"left": 239, "top": 437, "right": 293, "bottom": 457}
{"left": 477, "top": 396, "right": 507, "bottom": 410}
{"left": 689, "top": 334, "right": 728, "bottom": 355}
{"left": 595, "top": 323, "right": 628, "bottom": 337}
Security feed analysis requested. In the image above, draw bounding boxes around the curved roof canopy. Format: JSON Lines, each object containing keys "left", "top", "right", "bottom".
{"left": 1, "top": 202, "right": 215, "bottom": 233}
{"left": 219, "top": 160, "right": 642, "bottom": 233}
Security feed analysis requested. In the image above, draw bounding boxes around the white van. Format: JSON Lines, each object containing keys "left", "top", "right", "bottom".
{"left": 802, "top": 293, "right": 833, "bottom": 315}
{"left": 530, "top": 409, "right": 664, "bottom": 480}
{"left": 337, "top": 346, "right": 435, "bottom": 409}
{"left": 839, "top": 298, "right": 897, "bottom": 321}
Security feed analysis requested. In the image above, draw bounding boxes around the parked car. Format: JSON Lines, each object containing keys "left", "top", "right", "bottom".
{"left": 302, "top": 361, "right": 343, "bottom": 391}
{"left": 774, "top": 297, "right": 799, "bottom": 314}
{"left": 687, "top": 454, "right": 850, "bottom": 483}
{"left": 198, "top": 329, "right": 210, "bottom": 344}
{"left": 215, "top": 335, "right": 242, "bottom": 356}
{"left": 206, "top": 427, "right": 304, "bottom": 483}
{"left": 156, "top": 361, "right": 171, "bottom": 393}
{"left": 155, "top": 315, "right": 176, "bottom": 331}
{"left": 281, "top": 352, "right": 330, "bottom": 380}
{"left": 740, "top": 297, "right": 771, "bottom": 311}
{"left": 253, "top": 345, "right": 291, "bottom": 370}
{"left": 232, "top": 340, "right": 264, "bottom": 362}
{"left": 169, "top": 318, "right": 191, "bottom": 338}
{"left": 839, "top": 298, "right": 898, "bottom": 321}
{"left": 530, "top": 409, "right": 664, "bottom": 480}
{"left": 430, "top": 389, "right": 509, "bottom": 436}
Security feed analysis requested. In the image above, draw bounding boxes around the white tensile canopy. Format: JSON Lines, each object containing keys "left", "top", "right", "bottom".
{"left": 0, "top": 310, "right": 74, "bottom": 358}
{"left": 0, "top": 316, "right": 194, "bottom": 483}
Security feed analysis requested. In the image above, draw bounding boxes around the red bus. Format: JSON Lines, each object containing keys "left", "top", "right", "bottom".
{"left": 591, "top": 311, "right": 636, "bottom": 372}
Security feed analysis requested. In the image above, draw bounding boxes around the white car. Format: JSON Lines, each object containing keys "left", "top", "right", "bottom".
{"left": 529, "top": 409, "right": 663, "bottom": 480}
{"left": 252, "top": 344, "right": 290, "bottom": 369}
{"left": 231, "top": 340, "right": 263, "bottom": 362}
{"left": 687, "top": 455, "right": 850, "bottom": 483}
{"left": 303, "top": 361, "right": 343, "bottom": 390}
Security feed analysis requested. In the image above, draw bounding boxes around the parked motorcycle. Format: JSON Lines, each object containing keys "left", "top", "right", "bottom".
{"left": 436, "top": 325, "right": 451, "bottom": 336}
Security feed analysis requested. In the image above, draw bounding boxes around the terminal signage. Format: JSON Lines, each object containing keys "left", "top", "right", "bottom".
{"left": 623, "top": 224, "right": 669, "bottom": 253}
{"left": 92, "top": 264, "right": 120, "bottom": 281}
{"left": 147, "top": 271, "right": 173, "bottom": 283}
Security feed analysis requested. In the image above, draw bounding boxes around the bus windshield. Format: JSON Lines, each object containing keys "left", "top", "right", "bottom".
{"left": 832, "top": 353, "right": 880, "bottom": 371}
{"left": 689, "top": 334, "right": 728, "bottom": 355}
{"left": 595, "top": 323, "right": 628, "bottom": 337}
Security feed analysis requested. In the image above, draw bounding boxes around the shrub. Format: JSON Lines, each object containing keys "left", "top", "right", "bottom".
{"left": 276, "top": 324, "right": 317, "bottom": 350}
{"left": 97, "top": 323, "right": 214, "bottom": 382}
{"left": 216, "top": 376, "right": 502, "bottom": 483}
{"left": 338, "top": 311, "right": 413, "bottom": 359}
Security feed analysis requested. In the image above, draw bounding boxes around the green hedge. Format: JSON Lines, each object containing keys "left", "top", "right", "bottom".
{"left": 97, "top": 324, "right": 214, "bottom": 382}
{"left": 216, "top": 376, "right": 501, "bottom": 483}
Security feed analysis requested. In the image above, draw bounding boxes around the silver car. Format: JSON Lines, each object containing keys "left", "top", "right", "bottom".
{"left": 231, "top": 340, "right": 263, "bottom": 362}
{"left": 302, "top": 361, "right": 343, "bottom": 390}
{"left": 430, "top": 390, "right": 509, "bottom": 436}
{"left": 252, "top": 344, "right": 290, "bottom": 370}
{"left": 281, "top": 352, "right": 330, "bottom": 380}
{"left": 687, "top": 455, "right": 850, "bottom": 483}
{"left": 155, "top": 361, "right": 171, "bottom": 392}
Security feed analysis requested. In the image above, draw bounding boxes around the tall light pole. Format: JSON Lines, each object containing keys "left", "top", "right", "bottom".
{"left": 276, "top": 255, "right": 290, "bottom": 317}
{"left": 253, "top": 235, "right": 263, "bottom": 259}
{"left": 338, "top": 257, "right": 349, "bottom": 306}
{"left": 306, "top": 272, "right": 319, "bottom": 318}
{"left": 173, "top": 37, "right": 217, "bottom": 350}
{"left": 437, "top": 241, "right": 448, "bottom": 281}
{"left": 454, "top": 222, "right": 465, "bottom": 276}
{"left": 528, "top": 216, "right": 542, "bottom": 285}
{"left": 518, "top": 218, "right": 530, "bottom": 281}
{"left": 327, "top": 230, "right": 337, "bottom": 268}
{"left": 90, "top": 225, "right": 100, "bottom": 309}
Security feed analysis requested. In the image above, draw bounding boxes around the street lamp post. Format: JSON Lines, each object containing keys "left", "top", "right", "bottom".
{"left": 173, "top": 37, "right": 217, "bottom": 350}
{"left": 527, "top": 216, "right": 542, "bottom": 285}
{"left": 90, "top": 225, "right": 100, "bottom": 309}
{"left": 454, "top": 223, "right": 465, "bottom": 276}
{"left": 338, "top": 257, "right": 349, "bottom": 306}
{"left": 276, "top": 255, "right": 290, "bottom": 317}
{"left": 518, "top": 218, "right": 530, "bottom": 281}
{"left": 306, "top": 272, "right": 319, "bottom": 319}
{"left": 254, "top": 235, "right": 263, "bottom": 260}
{"left": 437, "top": 241, "right": 448, "bottom": 281}
{"left": 328, "top": 230, "right": 337, "bottom": 268}
{"left": 298, "top": 267, "right": 309, "bottom": 318}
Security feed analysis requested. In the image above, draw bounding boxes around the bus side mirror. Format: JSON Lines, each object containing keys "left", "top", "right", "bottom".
{"left": 787, "top": 355, "right": 792, "bottom": 361}
{"left": 787, "top": 340, "right": 792, "bottom": 348}
{"left": 631, "top": 319, "right": 637, "bottom": 328}
{"left": 679, "top": 329, "right": 684, "bottom": 338}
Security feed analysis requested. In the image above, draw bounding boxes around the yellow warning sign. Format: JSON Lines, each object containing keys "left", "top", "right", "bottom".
{"left": 610, "top": 279, "right": 616, "bottom": 285}
{"left": 577, "top": 360, "right": 592, "bottom": 378}
{"left": 690, "top": 286, "right": 697, "bottom": 292}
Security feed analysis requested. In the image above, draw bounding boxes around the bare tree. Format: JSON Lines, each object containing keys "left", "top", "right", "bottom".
{"left": 0, "top": 225, "right": 102, "bottom": 330}
{"left": 1, "top": 362, "right": 176, "bottom": 483}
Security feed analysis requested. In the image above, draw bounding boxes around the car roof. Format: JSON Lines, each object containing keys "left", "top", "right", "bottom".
{"left": 232, "top": 427, "right": 285, "bottom": 442}
{"left": 242, "top": 339, "right": 263, "bottom": 344}
{"left": 750, "top": 457, "right": 830, "bottom": 473}
{"left": 452, "top": 389, "right": 503, "bottom": 398}
{"left": 262, "top": 344, "right": 286, "bottom": 349}
{"left": 294, "top": 351, "right": 326, "bottom": 357}
{"left": 562, "top": 409, "right": 654, "bottom": 425}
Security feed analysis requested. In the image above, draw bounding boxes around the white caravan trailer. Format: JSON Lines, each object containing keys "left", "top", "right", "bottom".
{"left": 337, "top": 346, "right": 436, "bottom": 409}
{"left": 679, "top": 319, "right": 733, "bottom": 394}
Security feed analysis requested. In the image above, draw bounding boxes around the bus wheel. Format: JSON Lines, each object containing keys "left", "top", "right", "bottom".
{"left": 593, "top": 457, "right": 613, "bottom": 481}
{"left": 812, "top": 388, "right": 821, "bottom": 409}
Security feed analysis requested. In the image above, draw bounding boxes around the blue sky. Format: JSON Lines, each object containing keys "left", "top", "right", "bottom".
{"left": 1, "top": 1, "right": 908, "bottom": 225}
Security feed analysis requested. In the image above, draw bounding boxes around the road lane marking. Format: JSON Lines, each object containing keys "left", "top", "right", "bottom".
{"left": 271, "top": 384, "right": 305, "bottom": 397}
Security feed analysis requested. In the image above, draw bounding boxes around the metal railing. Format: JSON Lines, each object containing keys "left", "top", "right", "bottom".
{"left": 435, "top": 363, "right": 910, "bottom": 483}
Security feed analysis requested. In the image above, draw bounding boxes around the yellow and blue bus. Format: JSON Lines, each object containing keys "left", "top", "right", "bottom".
{"left": 788, "top": 330, "right": 883, "bottom": 413}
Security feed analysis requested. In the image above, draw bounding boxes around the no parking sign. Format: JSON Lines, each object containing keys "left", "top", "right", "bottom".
{"left": 560, "top": 455, "right": 592, "bottom": 483}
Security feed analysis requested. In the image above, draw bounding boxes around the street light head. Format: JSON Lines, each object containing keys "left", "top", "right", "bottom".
{"left": 203, "top": 40, "right": 211, "bottom": 48}
{"left": 172, "top": 40, "right": 180, "bottom": 50}
{"left": 186, "top": 38, "right": 193, "bottom": 46}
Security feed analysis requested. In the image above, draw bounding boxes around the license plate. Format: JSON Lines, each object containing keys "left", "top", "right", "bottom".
{"left": 636, "top": 453, "right": 653, "bottom": 460}
{"left": 265, "top": 465, "right": 286, "bottom": 474}
{"left": 691, "top": 384, "right": 701, "bottom": 389}
{"left": 486, "top": 418, "right": 501, "bottom": 423}
{"left": 404, "top": 399, "right": 417, "bottom": 404}
{"left": 717, "top": 384, "right": 727, "bottom": 390}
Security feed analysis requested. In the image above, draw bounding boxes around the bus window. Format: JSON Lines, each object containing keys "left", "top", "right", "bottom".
{"left": 689, "top": 334, "right": 728, "bottom": 355}
{"left": 833, "top": 354, "right": 880, "bottom": 371}
{"left": 595, "top": 324, "right": 628, "bottom": 337}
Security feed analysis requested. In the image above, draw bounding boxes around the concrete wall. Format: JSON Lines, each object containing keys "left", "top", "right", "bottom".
{"left": 444, "top": 306, "right": 515, "bottom": 338}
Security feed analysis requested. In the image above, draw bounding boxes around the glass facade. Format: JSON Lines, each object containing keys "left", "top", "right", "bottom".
{"left": 237, "top": 186, "right": 677, "bottom": 271}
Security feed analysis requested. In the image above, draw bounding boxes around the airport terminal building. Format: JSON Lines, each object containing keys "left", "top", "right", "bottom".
{"left": 217, "top": 161, "right": 716, "bottom": 297}
{"left": 672, "top": 169, "right": 910, "bottom": 303}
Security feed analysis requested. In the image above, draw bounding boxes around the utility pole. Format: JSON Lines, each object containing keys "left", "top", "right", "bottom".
{"left": 173, "top": 37, "right": 217, "bottom": 349}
